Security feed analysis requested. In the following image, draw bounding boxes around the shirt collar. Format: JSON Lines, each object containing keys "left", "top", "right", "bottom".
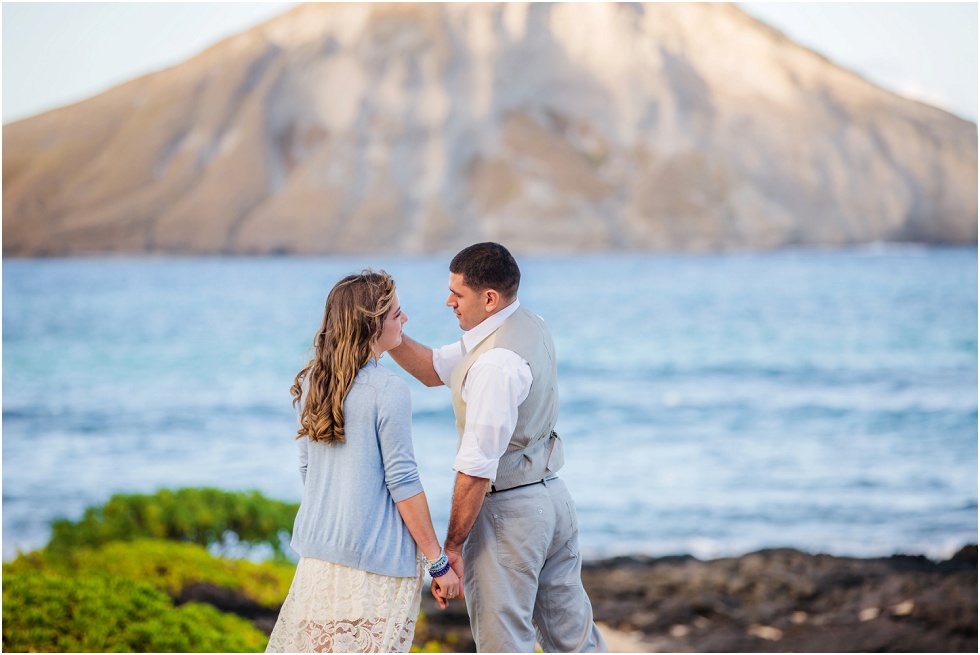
{"left": 461, "top": 299, "right": 521, "bottom": 353}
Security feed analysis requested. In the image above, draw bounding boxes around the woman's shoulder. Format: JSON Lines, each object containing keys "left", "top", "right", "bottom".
{"left": 356, "top": 362, "right": 409, "bottom": 395}
{"left": 348, "top": 365, "right": 410, "bottom": 418}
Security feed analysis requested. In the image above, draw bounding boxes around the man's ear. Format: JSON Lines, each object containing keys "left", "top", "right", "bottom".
{"left": 484, "top": 289, "right": 500, "bottom": 313}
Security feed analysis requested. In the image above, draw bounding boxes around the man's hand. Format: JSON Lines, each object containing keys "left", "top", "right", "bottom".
{"left": 446, "top": 549, "right": 465, "bottom": 599}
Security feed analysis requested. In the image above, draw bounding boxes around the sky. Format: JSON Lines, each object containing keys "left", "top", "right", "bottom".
{"left": 2, "top": 2, "right": 977, "bottom": 125}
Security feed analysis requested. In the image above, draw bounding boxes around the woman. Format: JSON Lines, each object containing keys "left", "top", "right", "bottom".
{"left": 267, "top": 270, "right": 458, "bottom": 653}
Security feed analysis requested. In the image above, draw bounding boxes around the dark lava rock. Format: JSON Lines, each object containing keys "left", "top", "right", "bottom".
{"left": 416, "top": 592, "right": 477, "bottom": 652}
{"left": 175, "top": 581, "right": 281, "bottom": 634}
{"left": 181, "top": 546, "right": 977, "bottom": 652}
{"left": 580, "top": 545, "right": 978, "bottom": 652}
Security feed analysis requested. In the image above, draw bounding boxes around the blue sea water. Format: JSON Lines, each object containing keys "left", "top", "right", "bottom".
{"left": 3, "top": 247, "right": 977, "bottom": 561}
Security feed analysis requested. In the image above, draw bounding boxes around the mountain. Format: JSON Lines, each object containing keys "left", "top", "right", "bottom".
{"left": 3, "top": 2, "right": 976, "bottom": 256}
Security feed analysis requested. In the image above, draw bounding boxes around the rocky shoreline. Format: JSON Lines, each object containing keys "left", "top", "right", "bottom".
{"left": 415, "top": 545, "right": 978, "bottom": 652}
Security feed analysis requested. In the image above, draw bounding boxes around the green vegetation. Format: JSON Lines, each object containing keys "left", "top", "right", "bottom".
{"left": 2, "top": 572, "right": 266, "bottom": 652}
{"left": 3, "top": 488, "right": 294, "bottom": 652}
{"left": 3, "top": 487, "right": 455, "bottom": 652}
{"left": 6, "top": 539, "right": 294, "bottom": 609}
{"left": 47, "top": 487, "right": 299, "bottom": 560}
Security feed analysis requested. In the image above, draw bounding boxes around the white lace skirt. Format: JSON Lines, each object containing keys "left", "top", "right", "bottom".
{"left": 265, "top": 556, "right": 425, "bottom": 653}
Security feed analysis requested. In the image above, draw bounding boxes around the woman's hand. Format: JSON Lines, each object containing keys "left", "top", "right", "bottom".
{"left": 430, "top": 567, "right": 460, "bottom": 609}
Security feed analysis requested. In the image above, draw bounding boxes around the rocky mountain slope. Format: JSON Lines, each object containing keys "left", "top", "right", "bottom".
{"left": 4, "top": 2, "right": 976, "bottom": 256}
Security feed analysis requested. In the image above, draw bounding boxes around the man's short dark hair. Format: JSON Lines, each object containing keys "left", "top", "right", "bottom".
{"left": 450, "top": 242, "right": 521, "bottom": 299}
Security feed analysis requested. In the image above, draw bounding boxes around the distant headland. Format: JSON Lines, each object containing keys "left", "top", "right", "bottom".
{"left": 3, "top": 3, "right": 977, "bottom": 257}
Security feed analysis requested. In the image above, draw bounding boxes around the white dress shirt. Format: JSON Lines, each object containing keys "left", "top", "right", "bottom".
{"left": 432, "top": 300, "right": 533, "bottom": 481}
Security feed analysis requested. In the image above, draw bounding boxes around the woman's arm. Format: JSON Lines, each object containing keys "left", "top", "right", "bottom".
{"left": 396, "top": 492, "right": 460, "bottom": 607}
{"left": 395, "top": 491, "right": 441, "bottom": 562}
{"left": 298, "top": 436, "right": 309, "bottom": 484}
{"left": 297, "top": 376, "right": 310, "bottom": 484}
{"left": 377, "top": 377, "right": 460, "bottom": 603}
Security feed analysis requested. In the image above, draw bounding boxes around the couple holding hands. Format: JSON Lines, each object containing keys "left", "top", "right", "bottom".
{"left": 266, "top": 243, "right": 607, "bottom": 653}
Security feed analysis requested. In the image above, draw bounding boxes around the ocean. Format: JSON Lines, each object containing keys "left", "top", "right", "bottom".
{"left": 3, "top": 247, "right": 977, "bottom": 561}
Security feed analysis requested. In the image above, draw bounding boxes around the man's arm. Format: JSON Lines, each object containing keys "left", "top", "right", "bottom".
{"left": 444, "top": 350, "right": 531, "bottom": 595}
{"left": 442, "top": 471, "right": 491, "bottom": 598}
{"left": 389, "top": 335, "right": 444, "bottom": 387}
{"left": 445, "top": 472, "right": 489, "bottom": 551}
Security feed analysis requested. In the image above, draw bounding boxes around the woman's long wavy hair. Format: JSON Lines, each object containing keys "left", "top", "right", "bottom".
{"left": 291, "top": 270, "right": 396, "bottom": 444}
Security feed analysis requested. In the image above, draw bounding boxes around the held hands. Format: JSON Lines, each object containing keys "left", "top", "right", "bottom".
{"left": 446, "top": 549, "right": 464, "bottom": 589}
{"left": 429, "top": 548, "right": 465, "bottom": 609}
{"left": 430, "top": 567, "right": 460, "bottom": 609}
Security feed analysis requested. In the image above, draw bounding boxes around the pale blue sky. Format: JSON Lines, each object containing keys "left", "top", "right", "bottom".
{"left": 2, "top": 2, "right": 977, "bottom": 125}
{"left": 740, "top": 2, "right": 977, "bottom": 122}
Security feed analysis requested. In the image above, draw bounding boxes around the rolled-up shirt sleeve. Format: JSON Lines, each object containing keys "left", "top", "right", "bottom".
{"left": 452, "top": 349, "right": 532, "bottom": 481}
{"left": 377, "top": 376, "right": 425, "bottom": 502}
{"left": 432, "top": 340, "right": 464, "bottom": 387}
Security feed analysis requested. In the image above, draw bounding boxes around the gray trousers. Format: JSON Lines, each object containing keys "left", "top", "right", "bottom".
{"left": 461, "top": 478, "right": 608, "bottom": 653}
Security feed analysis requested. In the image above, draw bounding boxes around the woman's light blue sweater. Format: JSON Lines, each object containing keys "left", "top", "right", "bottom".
{"left": 290, "top": 362, "right": 424, "bottom": 578}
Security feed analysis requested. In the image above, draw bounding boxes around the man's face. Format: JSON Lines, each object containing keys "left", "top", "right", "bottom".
{"left": 446, "top": 273, "right": 488, "bottom": 331}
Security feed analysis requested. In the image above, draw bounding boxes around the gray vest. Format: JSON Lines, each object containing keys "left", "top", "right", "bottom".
{"left": 450, "top": 306, "right": 564, "bottom": 491}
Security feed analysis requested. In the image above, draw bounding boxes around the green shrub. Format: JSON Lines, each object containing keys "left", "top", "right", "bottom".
{"left": 6, "top": 539, "right": 294, "bottom": 609}
{"left": 46, "top": 488, "right": 298, "bottom": 560}
{"left": 2, "top": 572, "right": 267, "bottom": 652}
{"left": 6, "top": 487, "right": 457, "bottom": 652}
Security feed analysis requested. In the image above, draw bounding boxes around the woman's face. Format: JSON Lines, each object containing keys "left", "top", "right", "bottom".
{"left": 375, "top": 291, "right": 408, "bottom": 355}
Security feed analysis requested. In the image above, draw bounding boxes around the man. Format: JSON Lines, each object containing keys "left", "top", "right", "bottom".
{"left": 390, "top": 242, "right": 608, "bottom": 653}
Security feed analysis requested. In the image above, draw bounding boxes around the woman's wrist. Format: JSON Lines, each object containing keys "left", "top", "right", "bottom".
{"left": 429, "top": 561, "right": 452, "bottom": 578}
{"left": 424, "top": 549, "right": 450, "bottom": 575}
{"left": 422, "top": 547, "right": 442, "bottom": 564}
{"left": 425, "top": 551, "right": 447, "bottom": 568}
{"left": 428, "top": 554, "right": 452, "bottom": 578}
